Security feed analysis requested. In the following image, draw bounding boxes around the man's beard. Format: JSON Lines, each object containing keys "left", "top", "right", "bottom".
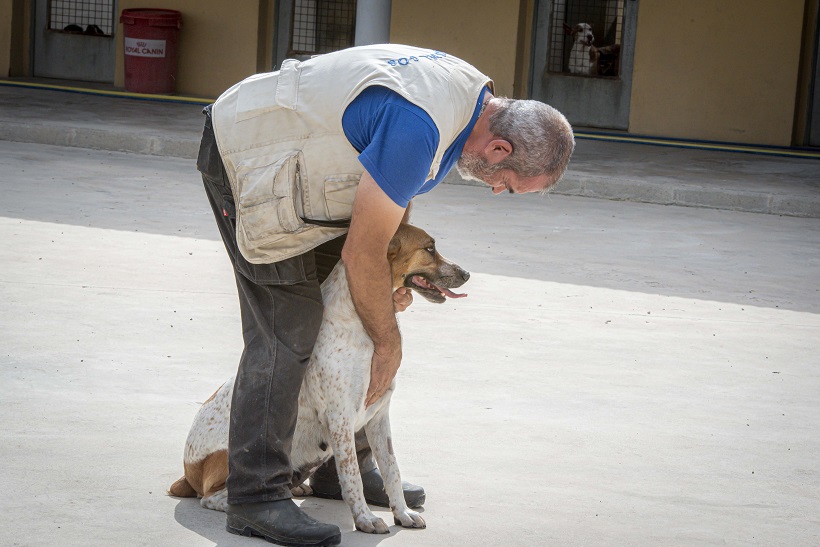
{"left": 456, "top": 151, "right": 503, "bottom": 183}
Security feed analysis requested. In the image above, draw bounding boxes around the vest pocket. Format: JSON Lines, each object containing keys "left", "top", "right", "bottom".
{"left": 235, "top": 151, "right": 305, "bottom": 243}
{"left": 323, "top": 174, "right": 359, "bottom": 220}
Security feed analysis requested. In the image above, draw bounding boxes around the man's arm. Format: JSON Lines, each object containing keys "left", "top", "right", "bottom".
{"left": 342, "top": 170, "right": 407, "bottom": 407}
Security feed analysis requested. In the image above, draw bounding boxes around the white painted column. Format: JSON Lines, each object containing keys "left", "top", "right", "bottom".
{"left": 354, "top": 0, "right": 392, "bottom": 46}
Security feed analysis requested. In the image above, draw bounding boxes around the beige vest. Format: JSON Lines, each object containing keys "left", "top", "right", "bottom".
{"left": 211, "top": 44, "right": 492, "bottom": 264}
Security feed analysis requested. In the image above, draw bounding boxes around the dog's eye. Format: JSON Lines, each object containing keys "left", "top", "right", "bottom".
{"left": 426, "top": 246, "right": 435, "bottom": 255}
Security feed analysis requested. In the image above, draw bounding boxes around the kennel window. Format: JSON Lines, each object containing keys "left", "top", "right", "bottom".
{"left": 290, "top": 0, "right": 357, "bottom": 56}
{"left": 48, "top": 0, "right": 115, "bottom": 36}
{"left": 547, "top": 0, "right": 624, "bottom": 77}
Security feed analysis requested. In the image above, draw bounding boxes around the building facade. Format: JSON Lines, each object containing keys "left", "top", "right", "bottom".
{"left": 2, "top": 0, "right": 819, "bottom": 147}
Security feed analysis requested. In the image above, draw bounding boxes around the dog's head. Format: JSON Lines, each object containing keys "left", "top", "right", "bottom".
{"left": 387, "top": 224, "right": 470, "bottom": 304}
{"left": 563, "top": 22, "right": 594, "bottom": 47}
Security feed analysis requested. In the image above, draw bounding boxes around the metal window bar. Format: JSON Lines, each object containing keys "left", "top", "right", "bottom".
{"left": 290, "top": 0, "right": 356, "bottom": 56}
{"left": 548, "top": 0, "right": 623, "bottom": 78}
{"left": 48, "top": 0, "right": 115, "bottom": 36}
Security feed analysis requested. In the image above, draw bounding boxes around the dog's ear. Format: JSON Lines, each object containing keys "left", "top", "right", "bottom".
{"left": 563, "top": 23, "right": 573, "bottom": 35}
{"left": 387, "top": 235, "right": 401, "bottom": 263}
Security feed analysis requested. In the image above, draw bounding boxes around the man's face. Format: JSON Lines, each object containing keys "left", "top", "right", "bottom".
{"left": 457, "top": 151, "right": 551, "bottom": 195}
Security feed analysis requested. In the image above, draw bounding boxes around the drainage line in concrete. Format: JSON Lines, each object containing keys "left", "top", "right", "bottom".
{"left": 1, "top": 79, "right": 211, "bottom": 105}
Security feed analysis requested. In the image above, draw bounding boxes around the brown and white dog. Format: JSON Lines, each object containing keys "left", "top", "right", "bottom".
{"left": 169, "top": 223, "right": 469, "bottom": 534}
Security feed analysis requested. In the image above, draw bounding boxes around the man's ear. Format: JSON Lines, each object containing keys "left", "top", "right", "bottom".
{"left": 484, "top": 139, "right": 513, "bottom": 165}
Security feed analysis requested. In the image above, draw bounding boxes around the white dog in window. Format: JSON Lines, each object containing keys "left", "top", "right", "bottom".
{"left": 564, "top": 22, "right": 595, "bottom": 75}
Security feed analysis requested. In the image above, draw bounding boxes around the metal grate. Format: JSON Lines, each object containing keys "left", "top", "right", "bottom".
{"left": 290, "top": 0, "right": 357, "bottom": 56}
{"left": 48, "top": 0, "right": 115, "bottom": 36}
{"left": 548, "top": 0, "right": 623, "bottom": 77}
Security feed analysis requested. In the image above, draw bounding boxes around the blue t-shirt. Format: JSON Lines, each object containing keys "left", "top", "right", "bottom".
{"left": 342, "top": 86, "right": 486, "bottom": 207}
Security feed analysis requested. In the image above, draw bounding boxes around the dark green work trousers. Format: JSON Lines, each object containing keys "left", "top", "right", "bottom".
{"left": 197, "top": 106, "right": 372, "bottom": 504}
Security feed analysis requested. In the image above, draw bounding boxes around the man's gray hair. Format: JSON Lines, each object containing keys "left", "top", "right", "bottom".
{"left": 488, "top": 98, "right": 575, "bottom": 189}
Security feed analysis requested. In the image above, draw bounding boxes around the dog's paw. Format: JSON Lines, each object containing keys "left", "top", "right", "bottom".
{"left": 393, "top": 509, "right": 426, "bottom": 529}
{"left": 290, "top": 484, "right": 313, "bottom": 497}
{"left": 201, "top": 489, "right": 228, "bottom": 512}
{"left": 355, "top": 514, "right": 390, "bottom": 534}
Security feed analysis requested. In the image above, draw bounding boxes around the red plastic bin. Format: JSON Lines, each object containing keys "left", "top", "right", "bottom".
{"left": 120, "top": 9, "right": 183, "bottom": 94}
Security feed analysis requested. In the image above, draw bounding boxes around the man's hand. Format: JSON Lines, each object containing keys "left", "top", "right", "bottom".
{"left": 393, "top": 287, "right": 413, "bottom": 312}
{"left": 365, "top": 342, "right": 402, "bottom": 407}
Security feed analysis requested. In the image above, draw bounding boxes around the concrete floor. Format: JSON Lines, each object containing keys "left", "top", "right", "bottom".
{"left": 2, "top": 140, "right": 819, "bottom": 546}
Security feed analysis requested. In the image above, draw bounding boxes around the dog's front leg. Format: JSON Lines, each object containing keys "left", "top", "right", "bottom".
{"left": 365, "top": 411, "right": 426, "bottom": 529}
{"left": 326, "top": 412, "right": 390, "bottom": 534}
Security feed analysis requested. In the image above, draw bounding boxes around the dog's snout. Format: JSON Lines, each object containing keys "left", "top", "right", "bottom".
{"left": 440, "top": 261, "right": 470, "bottom": 288}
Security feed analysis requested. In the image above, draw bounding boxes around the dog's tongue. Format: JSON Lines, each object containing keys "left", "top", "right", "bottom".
{"left": 411, "top": 275, "right": 468, "bottom": 298}
{"left": 431, "top": 282, "right": 467, "bottom": 299}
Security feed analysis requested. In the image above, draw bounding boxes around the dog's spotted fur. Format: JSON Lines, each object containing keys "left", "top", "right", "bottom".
{"left": 169, "top": 223, "right": 469, "bottom": 533}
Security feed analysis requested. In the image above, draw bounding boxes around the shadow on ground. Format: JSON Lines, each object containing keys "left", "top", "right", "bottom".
{"left": 172, "top": 496, "right": 424, "bottom": 546}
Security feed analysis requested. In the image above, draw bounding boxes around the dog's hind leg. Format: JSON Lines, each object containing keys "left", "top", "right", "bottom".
{"left": 326, "top": 412, "right": 390, "bottom": 534}
{"left": 198, "top": 450, "right": 229, "bottom": 512}
{"left": 168, "top": 475, "right": 197, "bottom": 498}
{"left": 365, "top": 411, "right": 425, "bottom": 529}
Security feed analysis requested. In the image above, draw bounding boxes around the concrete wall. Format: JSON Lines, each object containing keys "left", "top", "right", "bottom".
{"left": 114, "top": 0, "right": 265, "bottom": 98}
{"left": 629, "top": 0, "right": 805, "bottom": 146}
{"left": 389, "top": 0, "right": 522, "bottom": 98}
{"left": 0, "top": 0, "right": 27, "bottom": 77}
{"left": 793, "top": 0, "right": 819, "bottom": 144}
{"left": 6, "top": 0, "right": 29, "bottom": 77}
{"left": 0, "top": 0, "right": 12, "bottom": 77}
{"left": 513, "top": 0, "right": 534, "bottom": 99}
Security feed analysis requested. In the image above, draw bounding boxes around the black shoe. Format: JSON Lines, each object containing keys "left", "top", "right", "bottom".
{"left": 310, "top": 467, "right": 426, "bottom": 509}
{"left": 226, "top": 499, "right": 341, "bottom": 546}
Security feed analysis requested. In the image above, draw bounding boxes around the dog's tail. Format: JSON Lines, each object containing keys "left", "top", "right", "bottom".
{"left": 168, "top": 475, "right": 198, "bottom": 498}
